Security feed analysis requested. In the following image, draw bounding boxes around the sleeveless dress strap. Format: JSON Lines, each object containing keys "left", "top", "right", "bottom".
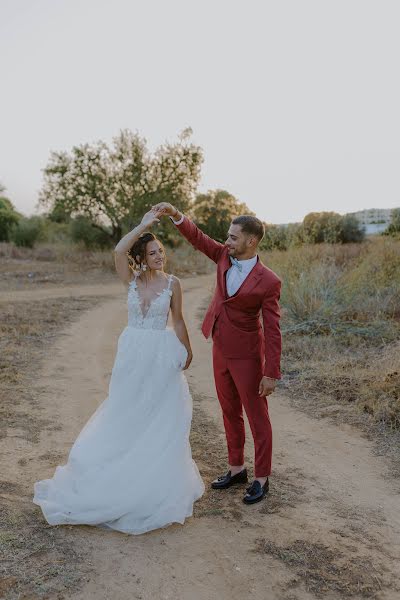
{"left": 130, "top": 271, "right": 139, "bottom": 288}
{"left": 167, "top": 274, "right": 174, "bottom": 290}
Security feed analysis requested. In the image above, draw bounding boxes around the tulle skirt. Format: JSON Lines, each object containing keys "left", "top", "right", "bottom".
{"left": 33, "top": 325, "right": 205, "bottom": 534}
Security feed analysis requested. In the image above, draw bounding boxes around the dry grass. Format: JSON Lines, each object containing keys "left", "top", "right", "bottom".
{"left": 0, "top": 241, "right": 213, "bottom": 291}
{"left": 254, "top": 538, "right": 392, "bottom": 598}
{"left": 262, "top": 238, "right": 400, "bottom": 436}
{"left": 190, "top": 391, "right": 247, "bottom": 522}
{"left": 0, "top": 502, "right": 93, "bottom": 600}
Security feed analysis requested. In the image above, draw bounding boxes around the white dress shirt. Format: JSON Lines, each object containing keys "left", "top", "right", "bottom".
{"left": 170, "top": 214, "right": 257, "bottom": 296}
{"left": 226, "top": 255, "right": 258, "bottom": 296}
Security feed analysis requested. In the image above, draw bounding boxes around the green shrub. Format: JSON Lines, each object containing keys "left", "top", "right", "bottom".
{"left": 10, "top": 216, "right": 45, "bottom": 248}
{"left": 41, "top": 220, "right": 70, "bottom": 244}
{"left": 68, "top": 216, "right": 112, "bottom": 249}
{"left": 261, "top": 225, "right": 290, "bottom": 251}
{"left": 0, "top": 197, "right": 21, "bottom": 242}
{"left": 384, "top": 208, "right": 400, "bottom": 237}
{"left": 302, "top": 212, "right": 365, "bottom": 244}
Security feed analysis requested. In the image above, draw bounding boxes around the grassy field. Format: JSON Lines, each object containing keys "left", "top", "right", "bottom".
{"left": 263, "top": 236, "right": 400, "bottom": 436}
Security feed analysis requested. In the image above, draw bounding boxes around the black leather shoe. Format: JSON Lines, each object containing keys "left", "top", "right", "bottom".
{"left": 242, "top": 478, "right": 269, "bottom": 504}
{"left": 211, "top": 468, "right": 248, "bottom": 489}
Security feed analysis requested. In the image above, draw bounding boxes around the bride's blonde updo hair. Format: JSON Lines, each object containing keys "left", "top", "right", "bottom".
{"left": 127, "top": 232, "right": 167, "bottom": 273}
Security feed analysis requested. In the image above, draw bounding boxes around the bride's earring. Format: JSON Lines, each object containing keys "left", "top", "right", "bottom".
{"left": 141, "top": 263, "right": 147, "bottom": 272}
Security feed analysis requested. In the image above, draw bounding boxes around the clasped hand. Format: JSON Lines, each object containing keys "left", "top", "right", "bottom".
{"left": 140, "top": 204, "right": 177, "bottom": 228}
{"left": 151, "top": 202, "right": 177, "bottom": 217}
{"left": 140, "top": 207, "right": 165, "bottom": 227}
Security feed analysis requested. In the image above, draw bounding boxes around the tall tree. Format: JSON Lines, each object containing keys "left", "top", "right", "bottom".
{"left": 191, "top": 190, "right": 254, "bottom": 242}
{"left": 38, "top": 128, "right": 203, "bottom": 244}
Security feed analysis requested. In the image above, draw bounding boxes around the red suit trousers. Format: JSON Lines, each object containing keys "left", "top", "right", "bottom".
{"left": 212, "top": 345, "right": 272, "bottom": 478}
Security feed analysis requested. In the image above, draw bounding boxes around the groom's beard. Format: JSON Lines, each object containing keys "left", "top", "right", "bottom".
{"left": 227, "top": 246, "right": 245, "bottom": 258}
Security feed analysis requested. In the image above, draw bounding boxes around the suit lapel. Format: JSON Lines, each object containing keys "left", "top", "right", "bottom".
{"left": 221, "top": 253, "right": 232, "bottom": 299}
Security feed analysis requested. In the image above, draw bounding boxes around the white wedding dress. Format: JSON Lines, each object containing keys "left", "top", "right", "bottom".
{"left": 33, "top": 273, "right": 205, "bottom": 535}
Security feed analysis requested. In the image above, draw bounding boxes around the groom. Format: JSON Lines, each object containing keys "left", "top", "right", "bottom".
{"left": 153, "top": 202, "right": 282, "bottom": 504}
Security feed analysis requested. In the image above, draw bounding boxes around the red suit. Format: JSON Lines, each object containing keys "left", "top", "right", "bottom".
{"left": 174, "top": 217, "right": 282, "bottom": 477}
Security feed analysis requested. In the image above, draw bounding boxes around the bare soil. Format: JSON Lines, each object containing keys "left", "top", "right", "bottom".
{"left": 1, "top": 274, "right": 399, "bottom": 600}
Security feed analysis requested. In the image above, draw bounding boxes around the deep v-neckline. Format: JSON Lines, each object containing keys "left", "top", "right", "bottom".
{"left": 130, "top": 276, "right": 172, "bottom": 320}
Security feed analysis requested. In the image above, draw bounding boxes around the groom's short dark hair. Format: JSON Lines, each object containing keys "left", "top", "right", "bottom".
{"left": 232, "top": 215, "right": 265, "bottom": 242}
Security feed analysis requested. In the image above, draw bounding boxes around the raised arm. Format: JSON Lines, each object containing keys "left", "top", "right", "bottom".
{"left": 152, "top": 202, "right": 225, "bottom": 264}
{"left": 113, "top": 208, "right": 163, "bottom": 286}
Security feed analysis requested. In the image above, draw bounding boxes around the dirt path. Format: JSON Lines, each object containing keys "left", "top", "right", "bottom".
{"left": 4, "top": 276, "right": 400, "bottom": 599}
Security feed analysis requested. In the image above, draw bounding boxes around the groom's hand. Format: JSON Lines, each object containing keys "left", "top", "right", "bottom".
{"left": 152, "top": 202, "right": 180, "bottom": 219}
{"left": 259, "top": 376, "right": 277, "bottom": 397}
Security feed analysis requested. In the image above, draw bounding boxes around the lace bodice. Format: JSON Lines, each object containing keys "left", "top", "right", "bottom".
{"left": 127, "top": 274, "right": 173, "bottom": 330}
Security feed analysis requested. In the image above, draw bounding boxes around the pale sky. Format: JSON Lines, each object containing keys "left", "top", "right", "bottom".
{"left": 1, "top": 0, "right": 399, "bottom": 224}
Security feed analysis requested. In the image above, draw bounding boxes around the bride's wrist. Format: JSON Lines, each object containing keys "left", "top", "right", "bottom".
{"left": 138, "top": 219, "right": 152, "bottom": 230}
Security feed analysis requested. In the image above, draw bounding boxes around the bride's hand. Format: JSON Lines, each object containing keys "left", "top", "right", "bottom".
{"left": 182, "top": 350, "right": 193, "bottom": 371}
{"left": 140, "top": 208, "right": 163, "bottom": 228}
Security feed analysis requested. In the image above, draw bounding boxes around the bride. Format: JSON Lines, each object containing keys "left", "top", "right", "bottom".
{"left": 33, "top": 207, "right": 205, "bottom": 535}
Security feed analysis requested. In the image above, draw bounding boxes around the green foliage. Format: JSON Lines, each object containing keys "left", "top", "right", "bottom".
{"left": 40, "top": 220, "right": 71, "bottom": 244}
{"left": 302, "top": 211, "right": 365, "bottom": 244}
{"left": 10, "top": 216, "right": 45, "bottom": 248}
{"left": 260, "top": 223, "right": 304, "bottom": 251}
{"left": 38, "top": 128, "right": 203, "bottom": 245}
{"left": 47, "top": 202, "right": 72, "bottom": 224}
{"left": 68, "top": 216, "right": 112, "bottom": 249}
{"left": 0, "top": 196, "right": 22, "bottom": 242}
{"left": 260, "top": 214, "right": 364, "bottom": 251}
{"left": 302, "top": 212, "right": 338, "bottom": 243}
{"left": 260, "top": 225, "right": 289, "bottom": 251}
{"left": 339, "top": 214, "right": 365, "bottom": 242}
{"left": 384, "top": 208, "right": 400, "bottom": 236}
{"left": 190, "top": 190, "right": 254, "bottom": 242}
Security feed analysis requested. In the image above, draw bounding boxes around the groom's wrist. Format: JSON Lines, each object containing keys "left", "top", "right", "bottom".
{"left": 170, "top": 210, "right": 184, "bottom": 225}
{"left": 263, "top": 374, "right": 280, "bottom": 381}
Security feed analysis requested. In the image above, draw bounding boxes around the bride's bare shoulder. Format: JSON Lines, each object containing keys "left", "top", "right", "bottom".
{"left": 167, "top": 273, "right": 180, "bottom": 285}
{"left": 122, "top": 271, "right": 137, "bottom": 289}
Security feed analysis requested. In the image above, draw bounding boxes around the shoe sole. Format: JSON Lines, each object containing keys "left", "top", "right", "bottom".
{"left": 211, "top": 478, "right": 248, "bottom": 490}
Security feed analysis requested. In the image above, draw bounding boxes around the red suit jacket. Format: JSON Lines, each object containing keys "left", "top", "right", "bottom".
{"left": 174, "top": 217, "right": 282, "bottom": 380}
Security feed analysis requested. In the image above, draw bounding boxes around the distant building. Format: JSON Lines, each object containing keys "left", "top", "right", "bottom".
{"left": 347, "top": 208, "right": 395, "bottom": 235}
{"left": 348, "top": 208, "right": 392, "bottom": 225}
